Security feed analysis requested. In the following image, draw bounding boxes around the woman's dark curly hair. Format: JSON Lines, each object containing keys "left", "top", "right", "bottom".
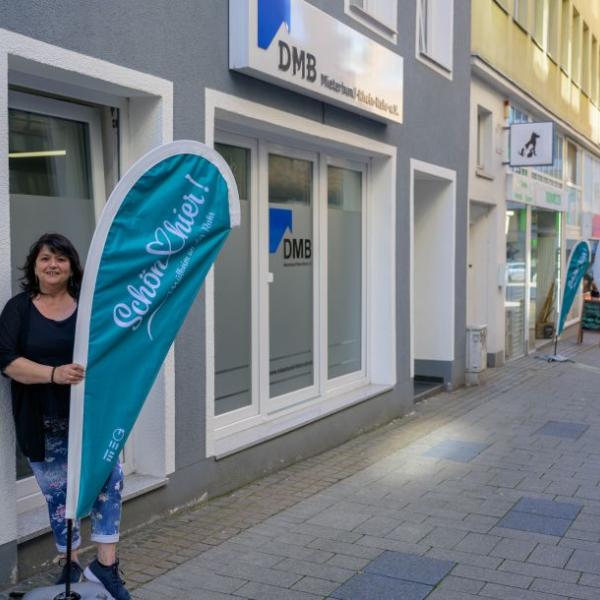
{"left": 20, "top": 233, "right": 83, "bottom": 298}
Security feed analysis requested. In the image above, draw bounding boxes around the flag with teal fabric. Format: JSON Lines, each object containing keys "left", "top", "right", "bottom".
{"left": 558, "top": 240, "right": 591, "bottom": 336}
{"left": 66, "top": 141, "right": 240, "bottom": 519}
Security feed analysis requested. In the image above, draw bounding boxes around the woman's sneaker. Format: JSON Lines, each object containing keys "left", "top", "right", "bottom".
{"left": 55, "top": 559, "right": 83, "bottom": 584}
{"left": 84, "top": 558, "right": 131, "bottom": 600}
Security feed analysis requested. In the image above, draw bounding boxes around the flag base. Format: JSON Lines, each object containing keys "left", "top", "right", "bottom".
{"left": 536, "top": 353, "right": 573, "bottom": 363}
{"left": 20, "top": 583, "right": 111, "bottom": 600}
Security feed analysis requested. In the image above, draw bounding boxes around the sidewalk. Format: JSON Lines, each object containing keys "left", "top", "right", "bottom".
{"left": 6, "top": 335, "right": 600, "bottom": 599}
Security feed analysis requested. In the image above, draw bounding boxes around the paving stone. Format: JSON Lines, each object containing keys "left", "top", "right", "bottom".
{"left": 479, "top": 582, "right": 566, "bottom": 600}
{"left": 386, "top": 522, "right": 433, "bottom": 542}
{"left": 352, "top": 516, "right": 401, "bottom": 536}
{"left": 356, "top": 535, "right": 430, "bottom": 555}
{"left": 528, "top": 543, "right": 574, "bottom": 567}
{"left": 579, "top": 573, "right": 600, "bottom": 588}
{"left": 454, "top": 532, "right": 500, "bottom": 555}
{"left": 211, "top": 561, "right": 302, "bottom": 587}
{"left": 292, "top": 576, "right": 340, "bottom": 596}
{"left": 497, "top": 510, "right": 573, "bottom": 536}
{"left": 254, "top": 540, "right": 335, "bottom": 563}
{"left": 513, "top": 496, "right": 583, "bottom": 520}
{"left": 365, "top": 551, "right": 455, "bottom": 585}
{"left": 307, "top": 537, "right": 384, "bottom": 559}
{"left": 426, "top": 547, "right": 503, "bottom": 570}
{"left": 436, "top": 575, "right": 485, "bottom": 594}
{"left": 423, "top": 440, "right": 490, "bottom": 463}
{"left": 326, "top": 554, "right": 372, "bottom": 571}
{"left": 566, "top": 548, "right": 600, "bottom": 574}
{"left": 330, "top": 573, "right": 432, "bottom": 600}
{"left": 273, "top": 558, "right": 356, "bottom": 583}
{"left": 156, "top": 568, "right": 248, "bottom": 593}
{"left": 420, "top": 526, "right": 467, "bottom": 548}
{"left": 292, "top": 523, "right": 364, "bottom": 543}
{"left": 536, "top": 421, "right": 589, "bottom": 440}
{"left": 531, "top": 578, "right": 599, "bottom": 599}
{"left": 425, "top": 591, "right": 481, "bottom": 600}
{"left": 490, "top": 524, "right": 561, "bottom": 545}
{"left": 498, "top": 559, "right": 580, "bottom": 583}
{"left": 306, "top": 508, "right": 372, "bottom": 531}
{"left": 451, "top": 564, "right": 533, "bottom": 588}
{"left": 489, "top": 538, "right": 536, "bottom": 560}
{"left": 235, "top": 581, "right": 321, "bottom": 600}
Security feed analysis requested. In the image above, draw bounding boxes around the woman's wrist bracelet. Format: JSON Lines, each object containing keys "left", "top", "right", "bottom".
{"left": 50, "top": 366, "right": 57, "bottom": 384}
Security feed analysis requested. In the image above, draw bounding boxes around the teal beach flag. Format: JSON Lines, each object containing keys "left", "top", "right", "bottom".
{"left": 66, "top": 141, "right": 239, "bottom": 519}
{"left": 558, "top": 240, "right": 591, "bottom": 336}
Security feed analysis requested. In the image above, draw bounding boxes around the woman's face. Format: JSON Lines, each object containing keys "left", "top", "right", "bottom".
{"left": 34, "top": 245, "right": 72, "bottom": 292}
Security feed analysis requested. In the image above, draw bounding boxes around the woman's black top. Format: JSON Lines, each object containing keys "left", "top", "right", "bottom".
{"left": 0, "top": 292, "right": 76, "bottom": 461}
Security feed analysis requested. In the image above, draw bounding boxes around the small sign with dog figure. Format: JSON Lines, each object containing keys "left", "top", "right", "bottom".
{"left": 509, "top": 121, "right": 554, "bottom": 167}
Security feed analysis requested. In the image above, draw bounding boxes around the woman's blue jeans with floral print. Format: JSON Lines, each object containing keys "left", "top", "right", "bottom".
{"left": 29, "top": 431, "right": 123, "bottom": 553}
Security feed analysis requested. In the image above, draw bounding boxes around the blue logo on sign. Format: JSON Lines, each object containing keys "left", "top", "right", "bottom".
{"left": 269, "top": 207, "right": 293, "bottom": 253}
{"left": 258, "top": 0, "right": 291, "bottom": 50}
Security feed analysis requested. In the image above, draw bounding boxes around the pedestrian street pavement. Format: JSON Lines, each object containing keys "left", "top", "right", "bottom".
{"left": 7, "top": 335, "right": 600, "bottom": 600}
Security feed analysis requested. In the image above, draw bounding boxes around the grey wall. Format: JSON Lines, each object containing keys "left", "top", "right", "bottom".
{"left": 0, "top": 0, "right": 470, "bottom": 514}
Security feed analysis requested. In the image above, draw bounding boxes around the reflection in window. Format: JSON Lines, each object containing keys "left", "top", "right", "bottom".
{"left": 269, "top": 154, "right": 314, "bottom": 398}
{"left": 214, "top": 143, "right": 252, "bottom": 416}
{"left": 9, "top": 107, "right": 95, "bottom": 480}
{"left": 9, "top": 109, "right": 91, "bottom": 198}
{"left": 328, "top": 167, "right": 362, "bottom": 379}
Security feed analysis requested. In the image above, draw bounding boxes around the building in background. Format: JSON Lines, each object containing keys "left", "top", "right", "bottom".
{"left": 468, "top": 0, "right": 600, "bottom": 365}
{"left": 0, "top": 0, "right": 469, "bottom": 584}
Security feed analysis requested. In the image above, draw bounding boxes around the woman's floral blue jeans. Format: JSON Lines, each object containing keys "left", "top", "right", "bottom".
{"left": 29, "top": 428, "right": 123, "bottom": 553}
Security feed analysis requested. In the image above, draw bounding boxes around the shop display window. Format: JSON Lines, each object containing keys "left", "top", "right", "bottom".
{"left": 505, "top": 204, "right": 527, "bottom": 359}
{"left": 213, "top": 134, "right": 367, "bottom": 423}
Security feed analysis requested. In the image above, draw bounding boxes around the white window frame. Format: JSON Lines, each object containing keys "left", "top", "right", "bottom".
{"left": 323, "top": 156, "right": 369, "bottom": 393}
{"left": 8, "top": 91, "right": 121, "bottom": 512}
{"left": 213, "top": 140, "right": 370, "bottom": 420}
{"left": 205, "top": 89, "right": 396, "bottom": 459}
{"left": 213, "top": 131, "right": 259, "bottom": 430}
{"left": 415, "top": 0, "right": 454, "bottom": 79}
{"left": 262, "top": 142, "right": 321, "bottom": 413}
{"left": 8, "top": 90, "right": 106, "bottom": 221}
{"left": 0, "top": 28, "right": 173, "bottom": 532}
{"left": 345, "top": 0, "right": 398, "bottom": 43}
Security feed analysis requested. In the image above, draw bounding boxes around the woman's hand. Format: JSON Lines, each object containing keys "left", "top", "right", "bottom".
{"left": 53, "top": 363, "right": 85, "bottom": 385}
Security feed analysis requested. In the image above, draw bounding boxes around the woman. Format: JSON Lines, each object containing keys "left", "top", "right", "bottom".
{"left": 0, "top": 234, "right": 130, "bottom": 600}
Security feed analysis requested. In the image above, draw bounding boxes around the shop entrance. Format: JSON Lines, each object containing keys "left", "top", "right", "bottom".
{"left": 411, "top": 163, "right": 456, "bottom": 391}
{"left": 531, "top": 209, "right": 561, "bottom": 348}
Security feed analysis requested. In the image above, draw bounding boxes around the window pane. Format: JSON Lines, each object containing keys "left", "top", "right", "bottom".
{"left": 215, "top": 142, "right": 250, "bottom": 199}
{"left": 9, "top": 106, "right": 96, "bottom": 479}
{"left": 505, "top": 205, "right": 526, "bottom": 360}
{"left": 328, "top": 167, "right": 362, "bottom": 379}
{"left": 9, "top": 109, "right": 96, "bottom": 295}
{"left": 214, "top": 143, "right": 252, "bottom": 415}
{"left": 269, "top": 154, "right": 314, "bottom": 398}
{"left": 9, "top": 109, "right": 91, "bottom": 198}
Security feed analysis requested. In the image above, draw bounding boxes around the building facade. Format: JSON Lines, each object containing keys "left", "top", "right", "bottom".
{"left": 0, "top": 0, "right": 469, "bottom": 583}
{"left": 469, "top": 0, "right": 600, "bottom": 365}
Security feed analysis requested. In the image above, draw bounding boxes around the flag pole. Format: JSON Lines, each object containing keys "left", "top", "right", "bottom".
{"left": 54, "top": 519, "right": 80, "bottom": 600}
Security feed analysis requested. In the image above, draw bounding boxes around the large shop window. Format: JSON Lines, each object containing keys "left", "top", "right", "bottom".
{"left": 8, "top": 91, "right": 137, "bottom": 512}
{"left": 213, "top": 133, "right": 367, "bottom": 428}
{"left": 9, "top": 92, "right": 106, "bottom": 498}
